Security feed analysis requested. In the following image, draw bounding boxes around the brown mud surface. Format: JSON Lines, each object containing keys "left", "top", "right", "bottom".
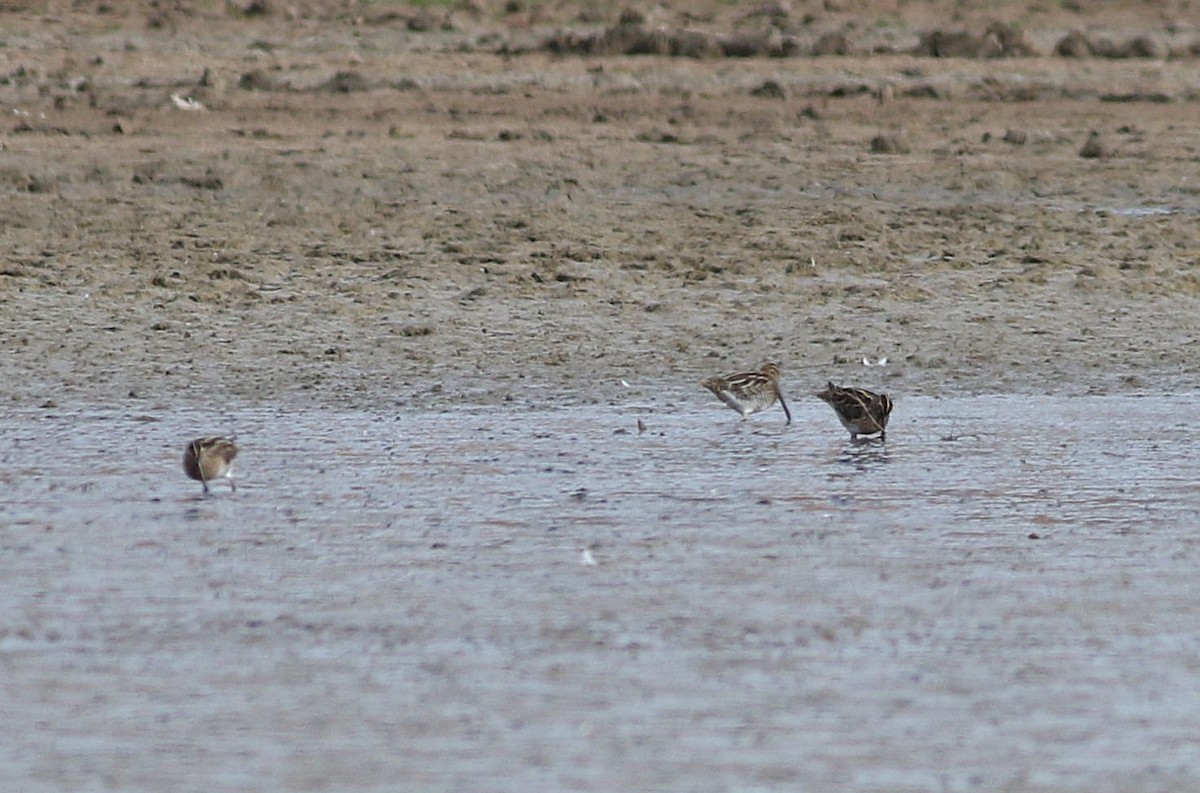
{"left": 4, "top": 1, "right": 1200, "bottom": 411}
{"left": 5, "top": 5, "right": 1200, "bottom": 792}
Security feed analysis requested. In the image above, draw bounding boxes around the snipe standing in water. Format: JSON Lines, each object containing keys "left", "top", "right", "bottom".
{"left": 183, "top": 436, "right": 239, "bottom": 493}
{"left": 816, "top": 382, "right": 893, "bottom": 441}
{"left": 701, "top": 363, "right": 792, "bottom": 424}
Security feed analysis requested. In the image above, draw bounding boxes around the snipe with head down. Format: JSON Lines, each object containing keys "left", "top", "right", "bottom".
{"left": 702, "top": 363, "right": 792, "bottom": 424}
{"left": 183, "top": 436, "right": 239, "bottom": 493}
{"left": 815, "top": 382, "right": 893, "bottom": 440}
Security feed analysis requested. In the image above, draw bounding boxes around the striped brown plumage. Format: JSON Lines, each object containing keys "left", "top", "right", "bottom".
{"left": 183, "top": 436, "right": 239, "bottom": 493}
{"left": 815, "top": 382, "right": 893, "bottom": 440}
{"left": 701, "top": 363, "right": 792, "bottom": 424}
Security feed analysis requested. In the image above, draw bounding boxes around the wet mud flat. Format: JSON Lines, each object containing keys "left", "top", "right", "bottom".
{"left": 3, "top": 1, "right": 1200, "bottom": 790}
{"left": 2, "top": 3, "right": 1200, "bottom": 410}
{"left": 3, "top": 396, "right": 1200, "bottom": 791}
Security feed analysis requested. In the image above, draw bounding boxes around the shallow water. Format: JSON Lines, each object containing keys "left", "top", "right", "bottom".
{"left": 2, "top": 394, "right": 1199, "bottom": 791}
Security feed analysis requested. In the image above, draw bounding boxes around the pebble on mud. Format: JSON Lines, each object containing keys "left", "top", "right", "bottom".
{"left": 870, "top": 133, "right": 910, "bottom": 154}
{"left": 1079, "top": 131, "right": 1113, "bottom": 158}
{"left": 237, "top": 69, "right": 278, "bottom": 91}
{"left": 812, "top": 31, "right": 850, "bottom": 56}
{"left": 1054, "top": 30, "right": 1093, "bottom": 57}
{"left": 750, "top": 79, "right": 786, "bottom": 99}
{"left": 320, "top": 71, "right": 368, "bottom": 93}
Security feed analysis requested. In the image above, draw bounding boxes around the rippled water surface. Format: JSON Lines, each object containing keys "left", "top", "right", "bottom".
{"left": 2, "top": 395, "right": 1199, "bottom": 791}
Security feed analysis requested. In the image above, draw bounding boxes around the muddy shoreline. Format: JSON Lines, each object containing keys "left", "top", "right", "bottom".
{"left": 4, "top": 5, "right": 1200, "bottom": 792}
{"left": 3, "top": 2, "right": 1200, "bottom": 416}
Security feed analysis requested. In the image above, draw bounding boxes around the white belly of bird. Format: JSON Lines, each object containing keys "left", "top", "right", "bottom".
{"left": 730, "top": 391, "right": 775, "bottom": 416}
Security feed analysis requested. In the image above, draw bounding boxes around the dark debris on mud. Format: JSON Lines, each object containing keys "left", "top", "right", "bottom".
{"left": 539, "top": 20, "right": 1200, "bottom": 60}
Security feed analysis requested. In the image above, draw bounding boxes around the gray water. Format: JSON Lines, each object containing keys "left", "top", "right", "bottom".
{"left": 2, "top": 395, "right": 1199, "bottom": 792}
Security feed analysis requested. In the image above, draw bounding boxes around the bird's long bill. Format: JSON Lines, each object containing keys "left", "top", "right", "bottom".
{"left": 777, "top": 389, "right": 792, "bottom": 425}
